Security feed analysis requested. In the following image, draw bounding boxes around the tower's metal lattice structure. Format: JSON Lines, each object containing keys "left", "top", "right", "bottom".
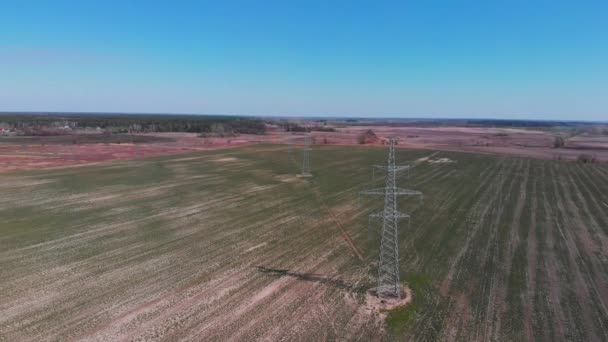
{"left": 301, "top": 132, "right": 312, "bottom": 177}
{"left": 285, "top": 123, "right": 293, "bottom": 157}
{"left": 361, "top": 139, "right": 422, "bottom": 298}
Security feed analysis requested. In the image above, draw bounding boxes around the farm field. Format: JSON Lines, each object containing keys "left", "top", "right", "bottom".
{"left": 314, "top": 126, "right": 608, "bottom": 162}
{"left": 0, "top": 133, "right": 260, "bottom": 173}
{"left": 1, "top": 144, "right": 608, "bottom": 341}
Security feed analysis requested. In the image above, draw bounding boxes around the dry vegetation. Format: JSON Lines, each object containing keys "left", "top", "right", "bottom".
{"left": 308, "top": 126, "right": 608, "bottom": 162}
{"left": 1, "top": 144, "right": 608, "bottom": 341}
{"left": 3, "top": 123, "right": 608, "bottom": 174}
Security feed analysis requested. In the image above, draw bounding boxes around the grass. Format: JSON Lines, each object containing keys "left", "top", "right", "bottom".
{"left": 1, "top": 144, "right": 608, "bottom": 341}
{"left": 386, "top": 273, "right": 433, "bottom": 332}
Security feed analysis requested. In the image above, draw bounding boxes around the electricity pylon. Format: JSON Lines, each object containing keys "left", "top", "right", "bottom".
{"left": 301, "top": 132, "right": 312, "bottom": 177}
{"left": 361, "top": 138, "right": 422, "bottom": 298}
{"left": 286, "top": 124, "right": 293, "bottom": 158}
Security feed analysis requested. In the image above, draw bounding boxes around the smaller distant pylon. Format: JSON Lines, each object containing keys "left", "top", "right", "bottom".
{"left": 286, "top": 123, "right": 293, "bottom": 157}
{"left": 301, "top": 132, "right": 312, "bottom": 177}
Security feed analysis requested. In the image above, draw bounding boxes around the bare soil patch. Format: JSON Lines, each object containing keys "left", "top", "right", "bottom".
{"left": 365, "top": 287, "right": 413, "bottom": 313}
{"left": 0, "top": 133, "right": 258, "bottom": 173}
{"left": 308, "top": 126, "right": 608, "bottom": 162}
{"left": 211, "top": 157, "right": 238, "bottom": 162}
{"left": 428, "top": 157, "right": 455, "bottom": 164}
{"left": 4, "top": 125, "right": 607, "bottom": 173}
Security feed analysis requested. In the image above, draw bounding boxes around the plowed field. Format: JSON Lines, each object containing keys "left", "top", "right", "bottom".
{"left": 1, "top": 145, "right": 607, "bottom": 341}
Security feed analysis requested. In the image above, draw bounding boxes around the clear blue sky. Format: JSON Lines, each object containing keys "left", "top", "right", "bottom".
{"left": 1, "top": 1, "right": 607, "bottom": 120}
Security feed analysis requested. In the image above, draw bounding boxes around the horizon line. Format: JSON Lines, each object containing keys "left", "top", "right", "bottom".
{"left": 0, "top": 111, "right": 606, "bottom": 124}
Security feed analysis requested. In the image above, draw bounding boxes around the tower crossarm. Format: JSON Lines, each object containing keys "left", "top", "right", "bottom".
{"left": 373, "top": 165, "right": 410, "bottom": 171}
{"left": 369, "top": 211, "right": 410, "bottom": 219}
{"left": 360, "top": 188, "right": 423, "bottom": 196}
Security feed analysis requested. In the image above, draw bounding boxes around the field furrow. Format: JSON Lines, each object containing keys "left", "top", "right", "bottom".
{"left": 1, "top": 145, "right": 607, "bottom": 341}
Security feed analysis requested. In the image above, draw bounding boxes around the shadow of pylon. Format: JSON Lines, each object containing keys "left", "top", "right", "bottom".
{"left": 255, "top": 266, "right": 369, "bottom": 294}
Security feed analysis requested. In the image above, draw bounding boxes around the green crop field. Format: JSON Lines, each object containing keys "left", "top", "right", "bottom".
{"left": 1, "top": 144, "right": 607, "bottom": 341}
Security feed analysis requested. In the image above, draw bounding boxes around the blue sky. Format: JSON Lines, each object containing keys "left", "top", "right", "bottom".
{"left": 1, "top": 1, "right": 607, "bottom": 120}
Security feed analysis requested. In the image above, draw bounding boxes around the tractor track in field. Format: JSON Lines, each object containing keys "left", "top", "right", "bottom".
{"left": 489, "top": 159, "right": 530, "bottom": 340}
{"left": 311, "top": 187, "right": 364, "bottom": 262}
{"left": 439, "top": 159, "right": 507, "bottom": 296}
{"left": 551, "top": 165, "right": 608, "bottom": 341}
{"left": 523, "top": 171, "right": 539, "bottom": 342}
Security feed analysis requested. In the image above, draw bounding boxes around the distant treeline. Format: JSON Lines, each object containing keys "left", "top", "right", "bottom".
{"left": 0, "top": 113, "right": 266, "bottom": 135}
{"left": 464, "top": 119, "right": 596, "bottom": 128}
{"left": 275, "top": 121, "right": 336, "bottom": 132}
{"left": 338, "top": 118, "right": 603, "bottom": 128}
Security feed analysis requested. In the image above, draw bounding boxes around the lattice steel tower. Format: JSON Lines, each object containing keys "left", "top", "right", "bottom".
{"left": 301, "top": 132, "right": 312, "bottom": 177}
{"left": 361, "top": 139, "right": 422, "bottom": 298}
{"left": 285, "top": 124, "right": 293, "bottom": 157}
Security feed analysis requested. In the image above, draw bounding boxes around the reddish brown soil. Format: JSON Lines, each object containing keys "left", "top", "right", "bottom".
{"left": 0, "top": 133, "right": 262, "bottom": 173}
{"left": 3, "top": 126, "right": 607, "bottom": 173}
{"left": 309, "top": 126, "right": 608, "bottom": 162}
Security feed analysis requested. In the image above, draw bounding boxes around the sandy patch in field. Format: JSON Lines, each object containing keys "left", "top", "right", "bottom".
{"left": 428, "top": 157, "right": 455, "bottom": 164}
{"left": 415, "top": 152, "right": 440, "bottom": 164}
{"left": 211, "top": 157, "right": 238, "bottom": 162}
{"left": 0, "top": 177, "right": 57, "bottom": 189}
{"left": 364, "top": 286, "right": 413, "bottom": 317}
{"left": 244, "top": 242, "right": 268, "bottom": 253}
{"left": 275, "top": 174, "right": 299, "bottom": 182}
{"left": 168, "top": 156, "right": 206, "bottom": 162}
